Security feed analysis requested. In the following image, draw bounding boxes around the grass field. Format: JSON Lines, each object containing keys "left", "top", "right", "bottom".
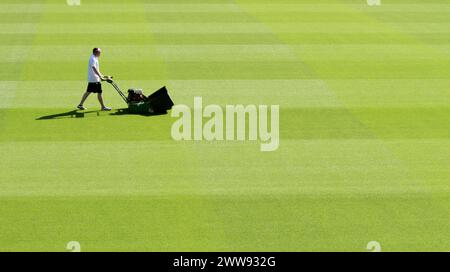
{"left": 0, "top": 0, "right": 449, "bottom": 252}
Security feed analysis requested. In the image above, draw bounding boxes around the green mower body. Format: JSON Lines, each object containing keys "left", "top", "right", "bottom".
{"left": 128, "top": 101, "right": 154, "bottom": 114}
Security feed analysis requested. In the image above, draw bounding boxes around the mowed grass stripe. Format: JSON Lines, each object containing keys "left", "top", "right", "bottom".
{"left": 1, "top": 60, "right": 446, "bottom": 81}
{"left": 0, "top": 82, "right": 17, "bottom": 108}
{"left": 0, "top": 45, "right": 296, "bottom": 62}
{"left": 3, "top": 79, "right": 449, "bottom": 109}
{"left": 0, "top": 33, "right": 282, "bottom": 45}
{"left": 1, "top": 139, "right": 449, "bottom": 197}
{"left": 2, "top": 61, "right": 314, "bottom": 80}
{"left": 2, "top": 3, "right": 450, "bottom": 13}
{"left": 1, "top": 22, "right": 449, "bottom": 34}
{"left": 1, "top": 106, "right": 449, "bottom": 142}
{"left": 2, "top": 33, "right": 449, "bottom": 46}
{"left": 1, "top": 193, "right": 449, "bottom": 251}
{"left": 1, "top": 44, "right": 448, "bottom": 63}
{"left": 3, "top": 79, "right": 341, "bottom": 109}
{"left": 2, "top": 12, "right": 449, "bottom": 24}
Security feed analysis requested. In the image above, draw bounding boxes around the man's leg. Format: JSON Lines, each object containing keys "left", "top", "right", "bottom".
{"left": 97, "top": 93, "right": 105, "bottom": 108}
{"left": 78, "top": 92, "right": 90, "bottom": 109}
{"left": 98, "top": 93, "right": 111, "bottom": 110}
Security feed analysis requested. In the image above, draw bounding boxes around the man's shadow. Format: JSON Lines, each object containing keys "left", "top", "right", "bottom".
{"left": 36, "top": 110, "right": 96, "bottom": 120}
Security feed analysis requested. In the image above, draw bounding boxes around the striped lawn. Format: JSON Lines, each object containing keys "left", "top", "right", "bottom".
{"left": 0, "top": 0, "right": 449, "bottom": 251}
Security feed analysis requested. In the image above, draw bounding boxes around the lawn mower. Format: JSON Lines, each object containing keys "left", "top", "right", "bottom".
{"left": 106, "top": 78, "right": 174, "bottom": 115}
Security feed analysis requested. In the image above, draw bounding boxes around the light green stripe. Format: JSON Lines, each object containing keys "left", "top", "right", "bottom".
{"left": 1, "top": 4, "right": 450, "bottom": 13}
{"left": 0, "top": 44, "right": 296, "bottom": 62}
{"left": 2, "top": 79, "right": 449, "bottom": 109}
{"left": 6, "top": 44, "right": 442, "bottom": 62}
{"left": 1, "top": 60, "right": 445, "bottom": 81}
{"left": 2, "top": 139, "right": 448, "bottom": 197}
{"left": 0, "top": 81, "right": 17, "bottom": 108}
{"left": 3, "top": 12, "right": 449, "bottom": 24}
{"left": 1, "top": 79, "right": 338, "bottom": 109}
{"left": 1, "top": 23, "right": 449, "bottom": 34}
{"left": 2, "top": 33, "right": 448, "bottom": 46}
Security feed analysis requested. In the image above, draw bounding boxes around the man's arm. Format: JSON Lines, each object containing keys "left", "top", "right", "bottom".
{"left": 92, "top": 66, "right": 106, "bottom": 80}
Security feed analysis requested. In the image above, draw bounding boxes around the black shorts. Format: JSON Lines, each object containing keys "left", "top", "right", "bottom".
{"left": 86, "top": 82, "right": 102, "bottom": 93}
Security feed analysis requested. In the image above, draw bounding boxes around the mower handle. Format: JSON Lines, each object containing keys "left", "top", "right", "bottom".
{"left": 106, "top": 78, "right": 129, "bottom": 104}
{"left": 103, "top": 75, "right": 113, "bottom": 82}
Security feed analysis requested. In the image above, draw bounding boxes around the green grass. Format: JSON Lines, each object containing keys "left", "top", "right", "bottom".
{"left": 0, "top": 0, "right": 449, "bottom": 251}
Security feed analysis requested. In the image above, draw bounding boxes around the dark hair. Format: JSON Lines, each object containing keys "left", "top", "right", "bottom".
{"left": 93, "top": 48, "right": 100, "bottom": 54}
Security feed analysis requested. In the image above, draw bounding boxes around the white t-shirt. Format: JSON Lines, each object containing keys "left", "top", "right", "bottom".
{"left": 87, "top": 54, "right": 100, "bottom": 83}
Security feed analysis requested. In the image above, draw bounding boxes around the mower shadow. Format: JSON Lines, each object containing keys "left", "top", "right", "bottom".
{"left": 109, "top": 108, "right": 168, "bottom": 117}
{"left": 36, "top": 108, "right": 166, "bottom": 120}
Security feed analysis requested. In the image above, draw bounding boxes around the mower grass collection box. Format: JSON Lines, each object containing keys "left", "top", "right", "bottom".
{"left": 107, "top": 79, "right": 174, "bottom": 115}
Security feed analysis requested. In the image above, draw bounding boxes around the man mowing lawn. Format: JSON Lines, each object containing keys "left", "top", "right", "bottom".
{"left": 77, "top": 48, "right": 112, "bottom": 111}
